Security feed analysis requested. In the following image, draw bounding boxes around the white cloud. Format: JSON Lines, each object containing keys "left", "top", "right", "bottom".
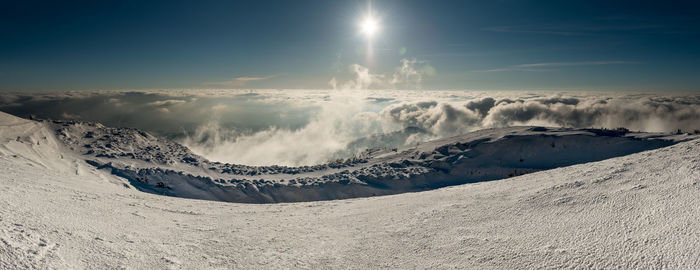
{"left": 61, "top": 112, "right": 81, "bottom": 119}
{"left": 181, "top": 91, "right": 700, "bottom": 166}
{"left": 330, "top": 64, "right": 385, "bottom": 90}
{"left": 2, "top": 89, "right": 698, "bottom": 166}
{"left": 391, "top": 58, "right": 436, "bottom": 88}
{"left": 147, "top": 99, "right": 187, "bottom": 107}
{"left": 211, "top": 104, "right": 227, "bottom": 111}
{"left": 330, "top": 58, "right": 434, "bottom": 90}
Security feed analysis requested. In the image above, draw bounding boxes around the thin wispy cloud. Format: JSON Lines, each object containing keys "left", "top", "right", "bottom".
{"left": 203, "top": 74, "right": 279, "bottom": 88}
{"left": 515, "top": 61, "right": 637, "bottom": 68}
{"left": 483, "top": 25, "right": 590, "bottom": 36}
{"left": 475, "top": 68, "right": 514, "bottom": 73}
{"left": 474, "top": 61, "right": 637, "bottom": 73}
{"left": 483, "top": 23, "right": 666, "bottom": 36}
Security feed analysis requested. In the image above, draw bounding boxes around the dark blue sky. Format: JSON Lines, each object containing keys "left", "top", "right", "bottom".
{"left": 2, "top": 0, "right": 700, "bottom": 91}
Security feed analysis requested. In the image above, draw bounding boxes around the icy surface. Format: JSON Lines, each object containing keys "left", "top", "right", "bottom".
{"left": 0, "top": 111, "right": 699, "bottom": 268}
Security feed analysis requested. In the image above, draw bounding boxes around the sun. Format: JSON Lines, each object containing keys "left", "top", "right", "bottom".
{"left": 360, "top": 16, "right": 379, "bottom": 37}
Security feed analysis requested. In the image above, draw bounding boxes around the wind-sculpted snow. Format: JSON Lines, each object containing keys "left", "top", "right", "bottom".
{"left": 44, "top": 116, "right": 696, "bottom": 203}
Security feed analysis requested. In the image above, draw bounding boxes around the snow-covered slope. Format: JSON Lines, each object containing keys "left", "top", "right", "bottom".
{"left": 0, "top": 113, "right": 77, "bottom": 173}
{"left": 42, "top": 115, "right": 695, "bottom": 203}
{"left": 0, "top": 111, "right": 698, "bottom": 269}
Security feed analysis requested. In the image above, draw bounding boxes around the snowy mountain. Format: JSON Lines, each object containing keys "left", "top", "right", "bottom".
{"left": 1, "top": 110, "right": 699, "bottom": 269}
{"left": 40, "top": 114, "right": 695, "bottom": 203}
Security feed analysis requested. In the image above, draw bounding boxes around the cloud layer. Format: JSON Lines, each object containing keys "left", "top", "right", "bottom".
{"left": 381, "top": 94, "right": 700, "bottom": 136}
{"left": 1, "top": 89, "right": 698, "bottom": 166}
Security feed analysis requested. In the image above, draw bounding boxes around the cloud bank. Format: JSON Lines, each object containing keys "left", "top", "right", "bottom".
{"left": 381, "top": 94, "right": 700, "bottom": 136}
{"left": 1, "top": 88, "right": 698, "bottom": 166}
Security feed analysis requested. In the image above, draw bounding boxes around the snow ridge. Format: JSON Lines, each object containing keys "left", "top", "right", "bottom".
{"left": 41, "top": 116, "right": 696, "bottom": 203}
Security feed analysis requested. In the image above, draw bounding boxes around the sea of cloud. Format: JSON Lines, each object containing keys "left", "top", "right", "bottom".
{"left": 1, "top": 88, "right": 698, "bottom": 166}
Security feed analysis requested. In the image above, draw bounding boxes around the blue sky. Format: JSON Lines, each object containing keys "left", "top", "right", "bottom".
{"left": 1, "top": 0, "right": 700, "bottom": 91}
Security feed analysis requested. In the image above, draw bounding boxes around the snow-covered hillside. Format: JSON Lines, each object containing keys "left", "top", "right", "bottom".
{"left": 41, "top": 114, "right": 695, "bottom": 203}
{"left": 0, "top": 111, "right": 699, "bottom": 269}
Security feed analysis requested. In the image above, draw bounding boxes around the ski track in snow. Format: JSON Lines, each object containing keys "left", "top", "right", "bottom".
{"left": 0, "top": 112, "right": 699, "bottom": 269}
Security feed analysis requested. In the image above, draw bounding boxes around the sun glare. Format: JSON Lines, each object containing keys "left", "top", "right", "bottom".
{"left": 360, "top": 16, "right": 379, "bottom": 37}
